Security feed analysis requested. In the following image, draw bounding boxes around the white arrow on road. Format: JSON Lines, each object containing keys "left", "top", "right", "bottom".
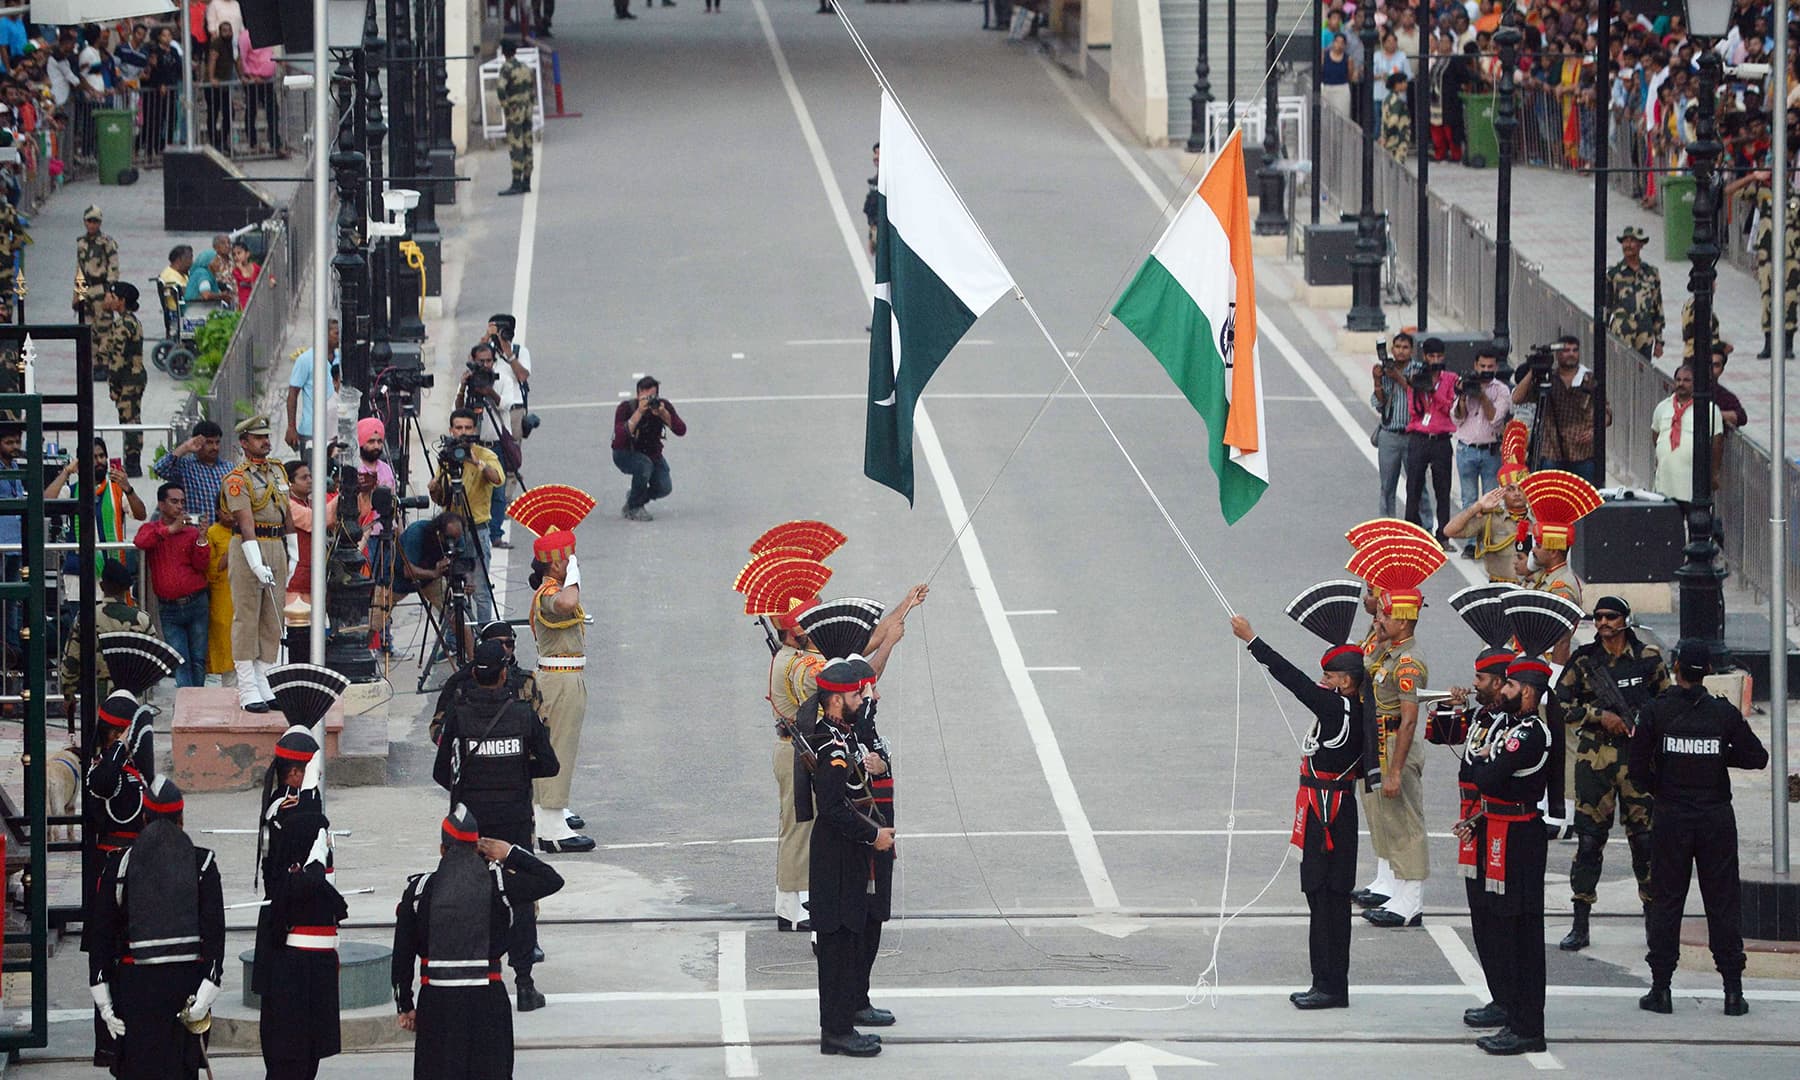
{"left": 1073, "top": 1041, "right": 1215, "bottom": 1078}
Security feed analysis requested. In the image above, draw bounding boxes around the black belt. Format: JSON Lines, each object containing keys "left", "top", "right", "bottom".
{"left": 1299, "top": 773, "right": 1356, "bottom": 792}
{"left": 1462, "top": 440, "right": 1496, "bottom": 449}
{"left": 1411, "top": 431, "right": 1451, "bottom": 439}
{"left": 253, "top": 524, "right": 283, "bottom": 539}
{"left": 1381, "top": 426, "right": 1408, "bottom": 434}
{"left": 1480, "top": 797, "right": 1534, "bottom": 817}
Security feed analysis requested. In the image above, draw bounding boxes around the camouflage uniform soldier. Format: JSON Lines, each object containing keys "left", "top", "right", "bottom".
{"left": 75, "top": 205, "right": 118, "bottom": 327}
{"left": 1732, "top": 164, "right": 1800, "bottom": 358}
{"left": 0, "top": 198, "right": 32, "bottom": 320}
{"left": 496, "top": 39, "right": 537, "bottom": 197}
{"left": 1604, "top": 226, "right": 1664, "bottom": 359}
{"left": 59, "top": 559, "right": 155, "bottom": 721}
{"left": 1552, "top": 595, "right": 1669, "bottom": 953}
{"left": 1679, "top": 297, "right": 1722, "bottom": 361}
{"left": 1378, "top": 74, "right": 1413, "bottom": 162}
{"left": 99, "top": 282, "right": 146, "bottom": 475}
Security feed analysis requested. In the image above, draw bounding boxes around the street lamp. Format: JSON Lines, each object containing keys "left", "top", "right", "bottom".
{"left": 1345, "top": 9, "right": 1385, "bottom": 331}
{"left": 1489, "top": 21, "right": 1522, "bottom": 361}
{"left": 1677, "top": 0, "right": 1731, "bottom": 659}
{"left": 1252, "top": 0, "right": 1287, "bottom": 235}
{"left": 1184, "top": 0, "right": 1211, "bottom": 153}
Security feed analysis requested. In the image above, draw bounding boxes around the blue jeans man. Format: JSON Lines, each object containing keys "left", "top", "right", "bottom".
{"left": 613, "top": 449, "right": 672, "bottom": 516}
{"left": 156, "top": 590, "right": 210, "bottom": 688}
{"left": 1457, "top": 441, "right": 1502, "bottom": 514}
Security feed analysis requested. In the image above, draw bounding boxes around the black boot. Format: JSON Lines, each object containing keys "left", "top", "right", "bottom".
{"left": 516, "top": 975, "right": 546, "bottom": 1012}
{"left": 1639, "top": 981, "right": 1673, "bottom": 1014}
{"left": 1760, "top": 333, "right": 1773, "bottom": 359}
{"left": 1463, "top": 1001, "right": 1509, "bottom": 1027}
{"left": 820, "top": 1030, "right": 881, "bottom": 1056}
{"left": 1476, "top": 1029, "right": 1547, "bottom": 1055}
{"left": 1723, "top": 976, "right": 1748, "bottom": 1016}
{"left": 1559, "top": 901, "right": 1590, "bottom": 952}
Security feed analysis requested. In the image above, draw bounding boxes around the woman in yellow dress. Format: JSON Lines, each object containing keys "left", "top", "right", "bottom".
{"left": 205, "top": 504, "right": 235, "bottom": 677}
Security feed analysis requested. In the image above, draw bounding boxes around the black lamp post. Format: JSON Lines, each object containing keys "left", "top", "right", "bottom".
{"left": 384, "top": 0, "right": 427, "bottom": 341}
{"left": 1309, "top": 0, "right": 1320, "bottom": 225}
{"left": 1413, "top": 0, "right": 1430, "bottom": 330}
{"left": 331, "top": 47, "right": 368, "bottom": 397}
{"left": 1676, "top": 21, "right": 1728, "bottom": 657}
{"left": 1490, "top": 21, "right": 1522, "bottom": 361}
{"left": 1185, "top": 0, "right": 1211, "bottom": 153}
{"left": 427, "top": 3, "right": 457, "bottom": 205}
{"left": 361, "top": 1, "right": 390, "bottom": 358}
{"left": 1345, "top": 9, "right": 1386, "bottom": 331}
{"left": 1252, "top": 0, "right": 1286, "bottom": 235}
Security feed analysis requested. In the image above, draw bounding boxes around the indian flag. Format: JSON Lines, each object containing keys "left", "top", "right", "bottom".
{"left": 1111, "top": 129, "right": 1269, "bottom": 524}
{"left": 865, "top": 90, "right": 1014, "bottom": 504}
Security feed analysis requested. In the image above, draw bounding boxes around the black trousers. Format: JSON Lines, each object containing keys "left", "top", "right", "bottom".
{"left": 1404, "top": 432, "right": 1453, "bottom": 535}
{"left": 1480, "top": 820, "right": 1548, "bottom": 1040}
{"left": 816, "top": 926, "right": 863, "bottom": 1035}
{"left": 1298, "top": 792, "right": 1356, "bottom": 998}
{"left": 1646, "top": 804, "right": 1744, "bottom": 981}
{"left": 854, "top": 917, "right": 883, "bottom": 1011}
{"left": 1466, "top": 873, "right": 1505, "bottom": 1006}
{"left": 265, "top": 1064, "right": 319, "bottom": 1080}
{"left": 478, "top": 816, "right": 537, "bottom": 980}
{"left": 1305, "top": 891, "right": 1352, "bottom": 998}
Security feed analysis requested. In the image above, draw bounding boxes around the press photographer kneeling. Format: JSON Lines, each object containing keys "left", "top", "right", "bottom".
{"left": 612, "top": 375, "right": 685, "bottom": 523}
{"left": 397, "top": 510, "right": 477, "bottom": 662}
{"left": 427, "top": 410, "right": 503, "bottom": 624}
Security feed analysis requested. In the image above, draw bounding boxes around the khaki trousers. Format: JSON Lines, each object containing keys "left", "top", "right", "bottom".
{"left": 532, "top": 668, "right": 587, "bottom": 810}
{"left": 1363, "top": 735, "right": 1429, "bottom": 881}
{"left": 774, "top": 737, "right": 813, "bottom": 892}
{"left": 227, "top": 537, "right": 287, "bottom": 663}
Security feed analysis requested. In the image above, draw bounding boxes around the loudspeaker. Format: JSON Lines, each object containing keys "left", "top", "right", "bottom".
{"left": 163, "top": 148, "right": 275, "bottom": 232}
{"left": 1570, "top": 493, "right": 1685, "bottom": 584}
{"left": 1303, "top": 222, "right": 1358, "bottom": 285}
{"left": 240, "top": 0, "right": 315, "bottom": 53}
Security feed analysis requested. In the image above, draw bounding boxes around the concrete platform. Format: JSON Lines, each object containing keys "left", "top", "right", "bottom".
{"left": 170, "top": 687, "right": 343, "bottom": 792}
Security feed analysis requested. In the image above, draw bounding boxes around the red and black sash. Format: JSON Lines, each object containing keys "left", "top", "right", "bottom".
{"left": 1291, "top": 760, "right": 1356, "bottom": 852}
{"left": 1481, "top": 797, "right": 1538, "bottom": 894}
{"left": 1457, "top": 782, "right": 1480, "bottom": 878}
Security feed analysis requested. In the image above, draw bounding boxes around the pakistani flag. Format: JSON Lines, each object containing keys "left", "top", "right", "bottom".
{"left": 865, "top": 90, "right": 1014, "bottom": 504}
{"left": 1111, "top": 129, "right": 1269, "bottom": 523}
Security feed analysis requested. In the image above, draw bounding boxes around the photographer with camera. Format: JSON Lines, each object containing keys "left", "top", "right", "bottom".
{"left": 1449, "top": 343, "right": 1512, "bottom": 556}
{"left": 428, "top": 410, "right": 504, "bottom": 625}
{"left": 611, "top": 375, "right": 686, "bottom": 523}
{"left": 397, "top": 511, "right": 476, "bottom": 660}
{"left": 487, "top": 314, "right": 533, "bottom": 440}
{"left": 1510, "top": 336, "right": 1610, "bottom": 484}
{"left": 1370, "top": 333, "right": 1415, "bottom": 518}
{"left": 1403, "top": 340, "right": 1458, "bottom": 550}
{"left": 457, "top": 343, "right": 503, "bottom": 429}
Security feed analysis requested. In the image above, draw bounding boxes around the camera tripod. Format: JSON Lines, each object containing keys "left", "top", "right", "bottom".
{"left": 412, "top": 467, "right": 501, "bottom": 693}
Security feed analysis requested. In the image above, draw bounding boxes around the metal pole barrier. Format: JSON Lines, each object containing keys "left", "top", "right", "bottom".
{"left": 1592, "top": 0, "right": 1611, "bottom": 479}
{"left": 310, "top": 0, "right": 331, "bottom": 680}
{"left": 182, "top": 1, "right": 196, "bottom": 151}
{"left": 1770, "top": 10, "right": 1789, "bottom": 875}
{"left": 1414, "top": 0, "right": 1429, "bottom": 331}
{"left": 1309, "top": 0, "right": 1320, "bottom": 226}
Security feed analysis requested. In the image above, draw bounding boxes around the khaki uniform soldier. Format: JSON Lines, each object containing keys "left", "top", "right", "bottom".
{"left": 75, "top": 205, "right": 118, "bottom": 327}
{"left": 98, "top": 282, "right": 146, "bottom": 475}
{"left": 1679, "top": 297, "right": 1722, "bottom": 361}
{"left": 1363, "top": 631, "right": 1430, "bottom": 926}
{"left": 1378, "top": 74, "right": 1413, "bottom": 162}
{"left": 769, "top": 606, "right": 824, "bottom": 932}
{"left": 1554, "top": 595, "right": 1669, "bottom": 952}
{"left": 221, "top": 415, "right": 290, "bottom": 714}
{"left": 0, "top": 199, "right": 32, "bottom": 318}
{"left": 1605, "top": 226, "right": 1664, "bottom": 359}
{"left": 529, "top": 528, "right": 596, "bottom": 852}
{"left": 496, "top": 39, "right": 537, "bottom": 197}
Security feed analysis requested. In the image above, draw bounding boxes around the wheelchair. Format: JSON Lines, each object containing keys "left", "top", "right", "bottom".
{"left": 149, "top": 278, "right": 199, "bottom": 378}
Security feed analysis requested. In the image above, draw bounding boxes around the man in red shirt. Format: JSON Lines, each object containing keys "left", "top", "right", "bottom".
{"left": 133, "top": 482, "right": 213, "bottom": 687}
{"left": 611, "top": 375, "right": 686, "bottom": 522}
{"left": 1404, "top": 348, "right": 1459, "bottom": 550}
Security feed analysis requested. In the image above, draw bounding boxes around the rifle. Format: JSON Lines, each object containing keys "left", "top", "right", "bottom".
{"left": 1576, "top": 654, "right": 1637, "bottom": 735}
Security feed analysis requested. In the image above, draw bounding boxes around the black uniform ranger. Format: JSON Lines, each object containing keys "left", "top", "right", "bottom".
{"left": 87, "top": 776, "right": 226, "bottom": 1080}
{"left": 1554, "top": 594, "right": 1669, "bottom": 952}
{"left": 1630, "top": 640, "right": 1769, "bottom": 1017}
{"left": 433, "top": 641, "right": 560, "bottom": 1012}
{"left": 393, "top": 805, "right": 565, "bottom": 1079}
{"left": 797, "top": 658, "right": 895, "bottom": 1058}
{"left": 429, "top": 622, "right": 544, "bottom": 759}
{"left": 1232, "top": 614, "right": 1366, "bottom": 1010}
{"left": 1425, "top": 645, "right": 1515, "bottom": 1030}
{"left": 1462, "top": 657, "right": 1556, "bottom": 1056}
{"left": 253, "top": 725, "right": 347, "bottom": 1080}
{"left": 843, "top": 657, "right": 897, "bottom": 1030}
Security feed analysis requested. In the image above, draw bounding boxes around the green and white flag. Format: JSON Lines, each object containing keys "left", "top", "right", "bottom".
{"left": 865, "top": 90, "right": 1014, "bottom": 504}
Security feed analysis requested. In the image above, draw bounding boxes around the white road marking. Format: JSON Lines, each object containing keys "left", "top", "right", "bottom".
{"left": 1026, "top": 666, "right": 1082, "bottom": 672}
{"left": 1073, "top": 1041, "right": 1215, "bottom": 1074}
{"left": 1527, "top": 1051, "right": 1566, "bottom": 1071}
{"left": 533, "top": 392, "right": 1242, "bottom": 411}
{"left": 1038, "top": 58, "right": 1173, "bottom": 213}
{"left": 1005, "top": 609, "right": 1059, "bottom": 616}
{"left": 510, "top": 139, "right": 542, "bottom": 343}
{"left": 785, "top": 337, "right": 994, "bottom": 346}
{"left": 731, "top": 352, "right": 746, "bottom": 359}
{"left": 523, "top": 982, "right": 1800, "bottom": 1005}
{"left": 1425, "top": 922, "right": 1488, "bottom": 998}
{"left": 718, "top": 930, "right": 758, "bottom": 1078}
{"left": 753, "top": 0, "right": 1120, "bottom": 913}
{"left": 603, "top": 827, "right": 1457, "bottom": 850}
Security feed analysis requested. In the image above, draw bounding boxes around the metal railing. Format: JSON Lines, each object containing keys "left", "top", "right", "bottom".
{"left": 55, "top": 84, "right": 307, "bottom": 181}
{"left": 1315, "top": 103, "right": 1799, "bottom": 614}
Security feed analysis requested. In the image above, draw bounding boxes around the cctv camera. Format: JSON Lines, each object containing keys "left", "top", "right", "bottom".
{"left": 383, "top": 188, "right": 421, "bottom": 214}
{"left": 283, "top": 73, "right": 316, "bottom": 90}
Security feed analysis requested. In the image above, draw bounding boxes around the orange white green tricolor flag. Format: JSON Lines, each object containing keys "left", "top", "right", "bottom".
{"left": 1110, "top": 129, "right": 1268, "bottom": 524}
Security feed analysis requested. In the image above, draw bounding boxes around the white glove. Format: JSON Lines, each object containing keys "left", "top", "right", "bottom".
{"left": 241, "top": 539, "right": 276, "bottom": 587}
{"left": 305, "top": 827, "right": 330, "bottom": 870}
{"left": 91, "top": 983, "right": 125, "bottom": 1039}
{"left": 179, "top": 978, "right": 222, "bottom": 1025}
{"left": 562, "top": 554, "right": 580, "bottom": 591}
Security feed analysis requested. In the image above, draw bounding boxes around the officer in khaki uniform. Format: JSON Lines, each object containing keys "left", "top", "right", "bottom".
{"left": 75, "top": 205, "right": 118, "bottom": 327}
{"left": 1361, "top": 603, "right": 1430, "bottom": 928}
{"left": 529, "top": 528, "right": 596, "bottom": 853}
{"left": 221, "top": 415, "right": 289, "bottom": 713}
{"left": 768, "top": 601, "right": 825, "bottom": 931}
{"left": 98, "top": 282, "right": 146, "bottom": 476}
{"left": 1604, "top": 226, "right": 1664, "bottom": 359}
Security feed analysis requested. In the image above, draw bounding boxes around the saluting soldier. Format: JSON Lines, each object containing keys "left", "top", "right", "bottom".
{"left": 75, "top": 204, "right": 118, "bottom": 326}
{"left": 87, "top": 776, "right": 225, "bottom": 1080}
{"left": 434, "top": 640, "right": 560, "bottom": 1012}
{"left": 221, "top": 415, "right": 290, "bottom": 714}
{"left": 527, "top": 529, "right": 595, "bottom": 852}
{"left": 496, "top": 39, "right": 537, "bottom": 197}
{"left": 1554, "top": 594, "right": 1669, "bottom": 952}
{"left": 393, "top": 806, "right": 565, "bottom": 1079}
{"left": 98, "top": 281, "right": 146, "bottom": 476}
{"left": 1605, "top": 226, "right": 1664, "bottom": 359}
{"left": 768, "top": 598, "right": 824, "bottom": 932}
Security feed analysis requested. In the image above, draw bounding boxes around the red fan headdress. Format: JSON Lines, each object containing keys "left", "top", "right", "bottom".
{"left": 1346, "top": 531, "right": 1447, "bottom": 621}
{"left": 1518, "top": 469, "right": 1601, "bottom": 551}
{"left": 509, "top": 485, "right": 597, "bottom": 538}
{"left": 1345, "top": 517, "right": 1438, "bottom": 552}
{"left": 738, "top": 553, "right": 832, "bottom": 624}
{"left": 1498, "top": 419, "right": 1531, "bottom": 486}
{"left": 749, "top": 520, "right": 847, "bottom": 562}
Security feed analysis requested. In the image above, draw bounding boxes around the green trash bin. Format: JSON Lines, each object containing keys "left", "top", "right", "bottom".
{"left": 1461, "top": 92, "right": 1498, "bottom": 168}
{"left": 1662, "top": 174, "right": 1697, "bottom": 262}
{"left": 94, "top": 107, "right": 134, "bottom": 185}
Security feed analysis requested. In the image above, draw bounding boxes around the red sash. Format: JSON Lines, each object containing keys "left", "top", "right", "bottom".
{"left": 1481, "top": 798, "right": 1537, "bottom": 894}
{"left": 1291, "top": 760, "right": 1355, "bottom": 852}
{"left": 1457, "top": 782, "right": 1480, "bottom": 879}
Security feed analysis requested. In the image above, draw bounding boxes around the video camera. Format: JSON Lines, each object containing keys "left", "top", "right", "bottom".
{"left": 437, "top": 433, "right": 475, "bottom": 470}
{"left": 464, "top": 359, "right": 498, "bottom": 393}
{"left": 1521, "top": 343, "right": 1557, "bottom": 382}
{"left": 1458, "top": 369, "right": 1500, "bottom": 395}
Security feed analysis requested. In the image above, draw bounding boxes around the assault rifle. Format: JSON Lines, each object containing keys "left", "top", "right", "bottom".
{"left": 1576, "top": 654, "right": 1637, "bottom": 735}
